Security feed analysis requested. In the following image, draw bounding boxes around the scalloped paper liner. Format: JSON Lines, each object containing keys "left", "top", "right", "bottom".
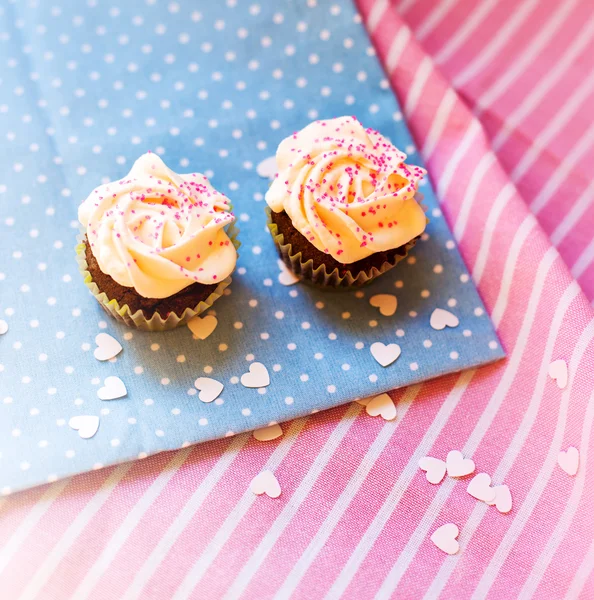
{"left": 75, "top": 224, "right": 240, "bottom": 331}
{"left": 266, "top": 208, "right": 422, "bottom": 288}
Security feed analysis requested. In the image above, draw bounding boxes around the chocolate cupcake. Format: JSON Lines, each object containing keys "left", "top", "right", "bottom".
{"left": 265, "top": 116, "right": 427, "bottom": 287}
{"left": 76, "top": 153, "right": 239, "bottom": 330}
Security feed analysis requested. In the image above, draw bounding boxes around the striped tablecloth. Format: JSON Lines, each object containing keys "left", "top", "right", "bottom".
{"left": 2, "top": 1, "right": 593, "bottom": 598}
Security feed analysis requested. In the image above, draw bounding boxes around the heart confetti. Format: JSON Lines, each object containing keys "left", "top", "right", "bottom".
{"left": 370, "top": 342, "right": 401, "bottom": 367}
{"left": 365, "top": 393, "right": 397, "bottom": 421}
{"left": 431, "top": 523, "right": 460, "bottom": 555}
{"left": 486, "top": 484, "right": 513, "bottom": 513}
{"left": 256, "top": 155, "right": 277, "bottom": 180}
{"left": 430, "top": 308, "right": 459, "bottom": 331}
{"left": 194, "top": 377, "right": 224, "bottom": 403}
{"left": 369, "top": 294, "right": 398, "bottom": 317}
{"left": 68, "top": 415, "right": 99, "bottom": 439}
{"left": 188, "top": 314, "right": 218, "bottom": 340}
{"left": 446, "top": 450, "right": 475, "bottom": 477}
{"left": 419, "top": 456, "right": 447, "bottom": 485}
{"left": 241, "top": 362, "right": 270, "bottom": 388}
{"left": 548, "top": 359, "right": 568, "bottom": 389}
{"left": 557, "top": 446, "right": 579, "bottom": 476}
{"left": 97, "top": 376, "right": 127, "bottom": 401}
{"left": 93, "top": 333, "right": 122, "bottom": 361}
{"left": 253, "top": 423, "right": 283, "bottom": 441}
{"left": 277, "top": 259, "right": 299, "bottom": 286}
{"left": 467, "top": 472, "right": 497, "bottom": 503}
{"left": 0, "top": 319, "right": 8, "bottom": 335}
{"left": 250, "top": 470, "right": 281, "bottom": 498}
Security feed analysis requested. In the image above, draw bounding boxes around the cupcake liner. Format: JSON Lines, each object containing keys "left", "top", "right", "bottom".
{"left": 75, "top": 224, "right": 240, "bottom": 331}
{"left": 266, "top": 208, "right": 423, "bottom": 289}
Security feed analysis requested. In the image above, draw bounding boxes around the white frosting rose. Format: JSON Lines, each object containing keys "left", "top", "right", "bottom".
{"left": 78, "top": 153, "right": 236, "bottom": 298}
{"left": 266, "top": 116, "right": 427, "bottom": 264}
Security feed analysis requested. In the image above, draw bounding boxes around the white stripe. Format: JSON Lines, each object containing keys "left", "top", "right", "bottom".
{"left": 224, "top": 398, "right": 390, "bottom": 600}
{"left": 376, "top": 253, "right": 571, "bottom": 598}
{"left": 19, "top": 465, "right": 132, "bottom": 600}
{"left": 530, "top": 121, "right": 594, "bottom": 215}
{"left": 453, "top": 0, "right": 540, "bottom": 88}
{"left": 366, "top": 0, "right": 389, "bottom": 34}
{"left": 474, "top": 0, "right": 579, "bottom": 115}
{"left": 435, "top": 120, "right": 482, "bottom": 202}
{"left": 504, "top": 69, "right": 594, "bottom": 181}
{"left": 471, "top": 316, "right": 594, "bottom": 599}
{"left": 170, "top": 418, "right": 312, "bottom": 600}
{"left": 433, "top": 0, "right": 498, "bottom": 66}
{"left": 491, "top": 214, "right": 538, "bottom": 328}
{"left": 323, "top": 370, "right": 475, "bottom": 600}
{"left": 265, "top": 386, "right": 420, "bottom": 600}
{"left": 519, "top": 380, "right": 594, "bottom": 598}
{"left": 452, "top": 153, "right": 496, "bottom": 240}
{"left": 404, "top": 57, "right": 432, "bottom": 117}
{"left": 550, "top": 180, "right": 594, "bottom": 246}
{"left": 472, "top": 183, "right": 516, "bottom": 285}
{"left": 0, "top": 479, "right": 70, "bottom": 576}
{"left": 492, "top": 17, "right": 594, "bottom": 151}
{"left": 566, "top": 537, "right": 594, "bottom": 599}
{"left": 385, "top": 27, "right": 411, "bottom": 74}
{"left": 416, "top": 0, "right": 458, "bottom": 42}
{"left": 420, "top": 282, "right": 581, "bottom": 600}
{"left": 571, "top": 236, "right": 594, "bottom": 280}
{"left": 421, "top": 88, "right": 457, "bottom": 161}
{"left": 398, "top": 0, "right": 420, "bottom": 16}
{"left": 70, "top": 447, "right": 195, "bottom": 600}
{"left": 117, "top": 434, "right": 250, "bottom": 600}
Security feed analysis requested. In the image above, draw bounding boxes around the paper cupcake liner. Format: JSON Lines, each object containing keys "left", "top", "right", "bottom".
{"left": 266, "top": 208, "right": 422, "bottom": 289}
{"left": 75, "top": 224, "right": 240, "bottom": 331}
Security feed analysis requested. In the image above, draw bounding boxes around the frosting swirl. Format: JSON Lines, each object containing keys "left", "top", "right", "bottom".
{"left": 78, "top": 153, "right": 236, "bottom": 298}
{"left": 266, "top": 116, "right": 427, "bottom": 264}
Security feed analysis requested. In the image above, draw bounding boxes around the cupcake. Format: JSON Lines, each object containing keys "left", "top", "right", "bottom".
{"left": 265, "top": 116, "right": 427, "bottom": 287}
{"left": 76, "top": 153, "right": 238, "bottom": 330}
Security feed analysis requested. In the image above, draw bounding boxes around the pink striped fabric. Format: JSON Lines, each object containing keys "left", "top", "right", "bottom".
{"left": 2, "top": 1, "right": 594, "bottom": 598}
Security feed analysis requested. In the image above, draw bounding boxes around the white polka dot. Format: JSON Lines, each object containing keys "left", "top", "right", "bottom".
{"left": 463, "top": 329, "right": 472, "bottom": 337}
{"left": 285, "top": 396, "right": 294, "bottom": 405}
{"left": 327, "top": 385, "right": 336, "bottom": 393}
{"left": 300, "top": 374, "right": 309, "bottom": 382}
{"left": 314, "top": 353, "right": 323, "bottom": 360}
{"left": 369, "top": 374, "right": 378, "bottom": 383}
{"left": 241, "top": 408, "right": 251, "bottom": 416}
{"left": 423, "top": 340, "right": 433, "bottom": 348}
{"left": 450, "top": 351, "right": 459, "bottom": 360}
{"left": 287, "top": 343, "right": 297, "bottom": 351}
{"left": 474, "top": 307, "right": 484, "bottom": 316}
{"left": 410, "top": 362, "right": 419, "bottom": 371}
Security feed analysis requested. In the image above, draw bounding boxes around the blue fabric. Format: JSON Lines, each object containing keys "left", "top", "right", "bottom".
{"left": 0, "top": 0, "right": 504, "bottom": 494}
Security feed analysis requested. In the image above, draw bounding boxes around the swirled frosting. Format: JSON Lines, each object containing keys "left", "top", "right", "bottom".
{"left": 78, "top": 153, "right": 236, "bottom": 298}
{"left": 266, "top": 116, "right": 427, "bottom": 264}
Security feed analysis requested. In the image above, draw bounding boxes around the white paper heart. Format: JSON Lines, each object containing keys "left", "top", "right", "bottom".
{"left": 256, "top": 156, "right": 277, "bottom": 180}
{"left": 365, "top": 393, "right": 397, "bottom": 421}
{"left": 277, "top": 259, "right": 299, "bottom": 286}
{"left": 194, "top": 377, "right": 224, "bottom": 403}
{"left": 188, "top": 314, "right": 218, "bottom": 340}
{"left": 93, "top": 333, "right": 123, "bottom": 361}
{"left": 431, "top": 523, "right": 460, "bottom": 555}
{"left": 369, "top": 294, "right": 398, "bottom": 317}
{"left": 419, "top": 456, "right": 447, "bottom": 485}
{"left": 467, "top": 473, "right": 497, "bottom": 503}
{"left": 241, "top": 362, "right": 270, "bottom": 388}
{"left": 69, "top": 415, "right": 99, "bottom": 439}
{"left": 558, "top": 446, "right": 579, "bottom": 476}
{"left": 430, "top": 308, "right": 459, "bottom": 331}
{"left": 97, "top": 376, "right": 127, "bottom": 401}
{"left": 253, "top": 424, "right": 283, "bottom": 441}
{"left": 250, "top": 470, "right": 281, "bottom": 498}
{"left": 370, "top": 342, "right": 401, "bottom": 367}
{"left": 548, "top": 359, "right": 568, "bottom": 389}
{"left": 446, "top": 450, "right": 475, "bottom": 477}
{"left": 0, "top": 319, "right": 8, "bottom": 335}
{"left": 485, "top": 484, "right": 513, "bottom": 513}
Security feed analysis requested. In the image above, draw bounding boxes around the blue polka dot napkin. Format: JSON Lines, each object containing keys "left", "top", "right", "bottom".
{"left": 0, "top": 0, "right": 504, "bottom": 494}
